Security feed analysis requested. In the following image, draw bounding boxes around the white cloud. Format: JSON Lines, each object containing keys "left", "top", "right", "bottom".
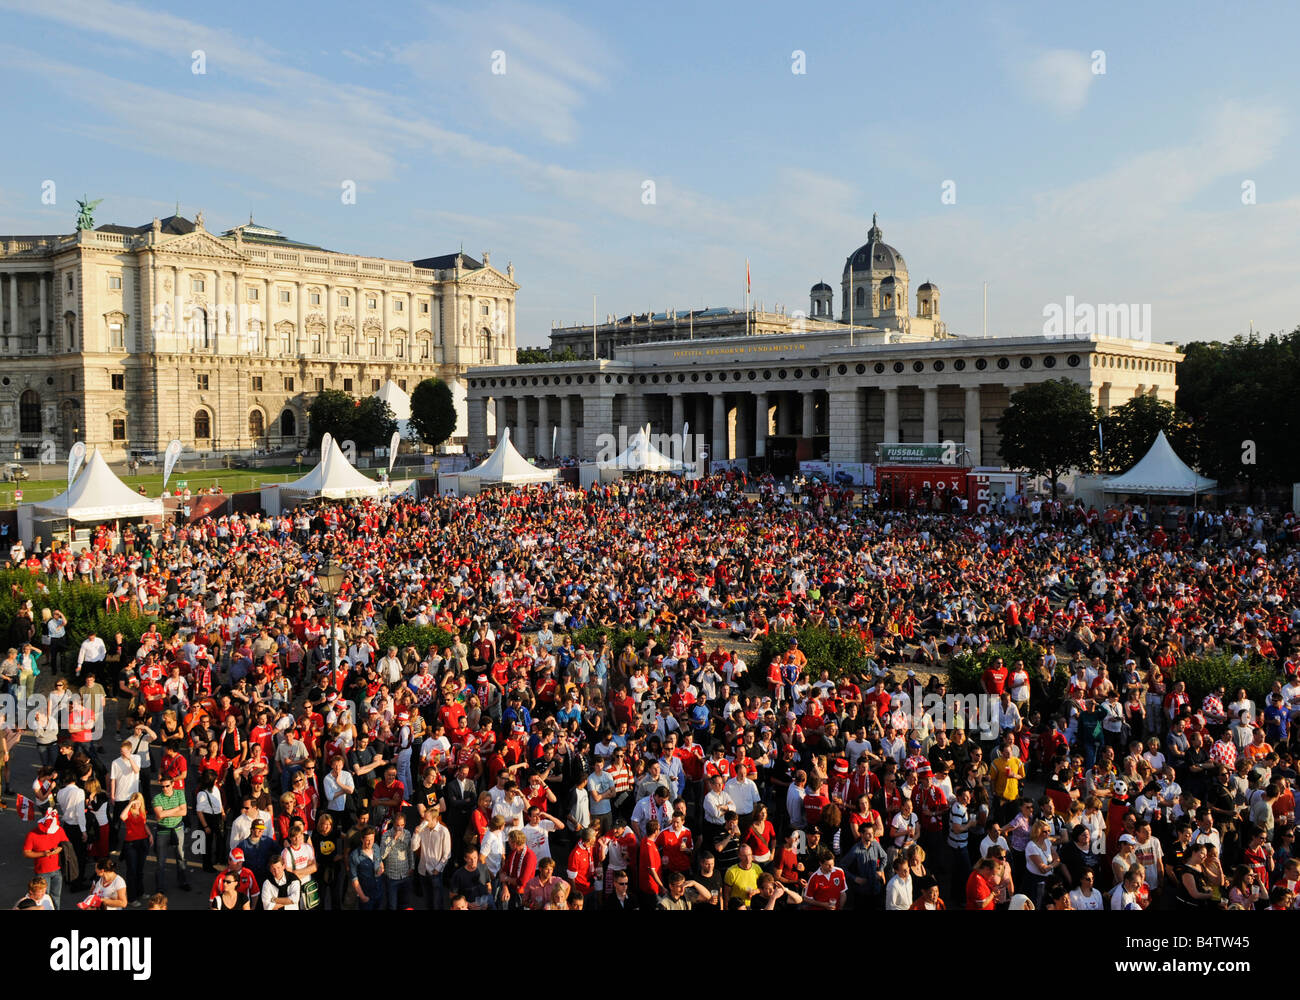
{"left": 1020, "top": 49, "right": 1095, "bottom": 115}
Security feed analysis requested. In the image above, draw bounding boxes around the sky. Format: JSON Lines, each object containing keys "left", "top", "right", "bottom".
{"left": 0, "top": 0, "right": 1296, "bottom": 348}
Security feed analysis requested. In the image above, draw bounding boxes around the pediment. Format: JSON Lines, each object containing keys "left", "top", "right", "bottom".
{"left": 463, "top": 266, "right": 518, "bottom": 291}
{"left": 156, "top": 230, "right": 248, "bottom": 262}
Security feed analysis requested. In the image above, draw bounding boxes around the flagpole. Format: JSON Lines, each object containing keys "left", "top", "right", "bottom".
{"left": 745, "top": 259, "right": 750, "bottom": 337}
{"left": 848, "top": 265, "right": 854, "bottom": 348}
{"left": 592, "top": 293, "right": 597, "bottom": 360}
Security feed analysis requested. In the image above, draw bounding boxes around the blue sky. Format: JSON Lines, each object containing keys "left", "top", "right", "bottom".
{"left": 0, "top": 0, "right": 1296, "bottom": 347}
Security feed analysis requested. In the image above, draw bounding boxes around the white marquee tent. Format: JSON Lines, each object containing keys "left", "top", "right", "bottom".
{"left": 281, "top": 437, "right": 387, "bottom": 503}
{"left": 32, "top": 450, "right": 164, "bottom": 522}
{"left": 1103, "top": 430, "right": 1217, "bottom": 495}
{"left": 597, "top": 424, "right": 686, "bottom": 474}
{"left": 374, "top": 379, "right": 413, "bottom": 439}
{"left": 458, "top": 428, "right": 558, "bottom": 493}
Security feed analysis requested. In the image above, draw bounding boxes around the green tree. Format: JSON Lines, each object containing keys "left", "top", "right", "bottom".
{"left": 409, "top": 378, "right": 458, "bottom": 449}
{"left": 996, "top": 379, "right": 1096, "bottom": 499}
{"left": 351, "top": 396, "right": 398, "bottom": 450}
{"left": 306, "top": 389, "right": 358, "bottom": 451}
{"left": 1098, "top": 395, "right": 1194, "bottom": 473}
{"left": 517, "top": 346, "right": 580, "bottom": 363}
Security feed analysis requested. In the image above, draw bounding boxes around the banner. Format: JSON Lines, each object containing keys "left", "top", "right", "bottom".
{"left": 162, "top": 439, "right": 183, "bottom": 491}
{"left": 877, "top": 442, "right": 950, "bottom": 465}
{"left": 387, "top": 430, "right": 400, "bottom": 475}
{"left": 66, "top": 441, "right": 86, "bottom": 492}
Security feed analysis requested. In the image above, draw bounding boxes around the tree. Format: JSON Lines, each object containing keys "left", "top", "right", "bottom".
{"left": 1098, "top": 395, "right": 1194, "bottom": 474}
{"left": 351, "top": 396, "right": 398, "bottom": 450}
{"left": 306, "top": 389, "right": 357, "bottom": 451}
{"left": 517, "top": 346, "right": 580, "bottom": 363}
{"left": 409, "top": 378, "right": 458, "bottom": 449}
{"left": 996, "top": 379, "right": 1096, "bottom": 499}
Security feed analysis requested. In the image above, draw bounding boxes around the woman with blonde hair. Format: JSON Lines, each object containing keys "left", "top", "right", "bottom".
{"left": 119, "top": 792, "right": 151, "bottom": 903}
{"left": 1025, "top": 820, "right": 1061, "bottom": 908}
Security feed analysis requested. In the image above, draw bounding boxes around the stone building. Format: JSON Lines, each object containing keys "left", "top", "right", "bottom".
{"left": 0, "top": 206, "right": 518, "bottom": 461}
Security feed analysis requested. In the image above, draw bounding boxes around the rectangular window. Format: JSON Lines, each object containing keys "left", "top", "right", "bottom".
{"left": 66, "top": 275, "right": 73, "bottom": 292}
{"left": 369, "top": 337, "right": 379, "bottom": 357}
{"left": 197, "top": 374, "right": 209, "bottom": 390}
{"left": 251, "top": 376, "right": 263, "bottom": 392}
{"left": 109, "top": 323, "right": 124, "bottom": 349}
{"left": 340, "top": 294, "right": 349, "bottom": 308}
{"left": 284, "top": 376, "right": 295, "bottom": 392}
{"left": 367, "top": 297, "right": 377, "bottom": 309}
{"left": 310, "top": 292, "right": 321, "bottom": 305}
{"left": 371, "top": 379, "right": 380, "bottom": 391}
{"left": 191, "top": 277, "right": 205, "bottom": 294}
{"left": 396, "top": 339, "right": 404, "bottom": 358}
{"left": 421, "top": 341, "right": 429, "bottom": 359}
{"left": 247, "top": 287, "right": 259, "bottom": 301}
{"left": 311, "top": 335, "right": 321, "bottom": 353}
{"left": 395, "top": 299, "right": 404, "bottom": 312}
{"left": 420, "top": 301, "right": 429, "bottom": 314}
{"left": 314, "top": 378, "right": 324, "bottom": 392}
{"left": 398, "top": 379, "right": 407, "bottom": 391}
{"left": 279, "top": 290, "right": 291, "bottom": 304}
{"left": 112, "top": 419, "right": 126, "bottom": 440}
{"left": 111, "top": 373, "right": 125, "bottom": 390}
{"left": 482, "top": 304, "right": 490, "bottom": 316}
{"left": 343, "top": 378, "right": 353, "bottom": 393}
{"left": 108, "top": 275, "right": 122, "bottom": 290}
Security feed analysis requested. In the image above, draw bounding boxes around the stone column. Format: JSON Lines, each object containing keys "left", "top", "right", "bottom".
{"left": 495, "top": 397, "right": 508, "bottom": 446}
{"left": 380, "top": 290, "right": 390, "bottom": 356}
{"left": 536, "top": 395, "right": 551, "bottom": 459}
{"left": 883, "top": 386, "right": 899, "bottom": 443}
{"left": 264, "top": 279, "right": 274, "bottom": 357}
{"left": 468, "top": 395, "right": 488, "bottom": 453}
{"left": 295, "top": 281, "right": 305, "bottom": 355}
{"left": 828, "top": 387, "right": 865, "bottom": 462}
{"left": 802, "top": 391, "right": 816, "bottom": 438}
{"left": 39, "top": 273, "right": 48, "bottom": 352}
{"left": 212, "top": 269, "right": 223, "bottom": 352}
{"left": 173, "top": 266, "right": 183, "bottom": 352}
{"left": 923, "top": 387, "right": 939, "bottom": 442}
{"left": 354, "top": 287, "right": 362, "bottom": 358}
{"left": 514, "top": 396, "right": 529, "bottom": 455}
{"left": 325, "top": 283, "right": 334, "bottom": 355}
{"left": 964, "top": 386, "right": 982, "bottom": 466}
{"left": 736, "top": 394, "right": 752, "bottom": 458}
{"left": 581, "top": 394, "right": 612, "bottom": 459}
{"left": 0, "top": 272, "right": 6, "bottom": 347}
{"left": 559, "top": 395, "right": 573, "bottom": 458}
{"left": 777, "top": 392, "right": 794, "bottom": 435}
{"left": 754, "top": 391, "right": 769, "bottom": 457}
{"left": 711, "top": 393, "right": 727, "bottom": 462}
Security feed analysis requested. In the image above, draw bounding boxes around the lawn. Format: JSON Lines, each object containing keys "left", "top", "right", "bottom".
{"left": 0, "top": 462, "right": 386, "bottom": 509}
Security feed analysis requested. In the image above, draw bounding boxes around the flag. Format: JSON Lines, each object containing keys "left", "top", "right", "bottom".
{"left": 67, "top": 441, "right": 86, "bottom": 493}
{"left": 746, "top": 259, "right": 751, "bottom": 295}
{"left": 162, "top": 438, "right": 183, "bottom": 491}
{"left": 77, "top": 893, "right": 103, "bottom": 910}
{"left": 1098, "top": 422, "right": 1105, "bottom": 454}
{"left": 387, "top": 430, "right": 401, "bottom": 475}
{"left": 15, "top": 794, "right": 34, "bottom": 821}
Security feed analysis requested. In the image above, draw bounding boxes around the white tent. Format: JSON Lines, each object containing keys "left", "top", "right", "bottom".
{"left": 597, "top": 424, "right": 686, "bottom": 474}
{"left": 32, "top": 449, "right": 164, "bottom": 522}
{"left": 374, "top": 380, "right": 414, "bottom": 439}
{"left": 281, "top": 437, "right": 386, "bottom": 502}
{"left": 458, "top": 428, "right": 558, "bottom": 492}
{"left": 1103, "top": 430, "right": 1217, "bottom": 495}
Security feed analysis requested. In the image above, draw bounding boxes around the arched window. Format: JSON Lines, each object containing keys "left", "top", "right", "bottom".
{"left": 65, "top": 313, "right": 77, "bottom": 352}
{"left": 19, "top": 390, "right": 41, "bottom": 433}
{"left": 249, "top": 409, "right": 265, "bottom": 440}
{"left": 480, "top": 328, "right": 493, "bottom": 362}
{"left": 191, "top": 307, "right": 209, "bottom": 349}
{"left": 193, "top": 409, "right": 211, "bottom": 439}
{"left": 280, "top": 409, "right": 296, "bottom": 437}
{"left": 855, "top": 287, "right": 865, "bottom": 308}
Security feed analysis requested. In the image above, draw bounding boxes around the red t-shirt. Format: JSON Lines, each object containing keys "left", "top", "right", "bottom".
{"left": 805, "top": 866, "right": 848, "bottom": 909}
{"left": 638, "top": 838, "right": 663, "bottom": 895}
{"left": 24, "top": 827, "right": 70, "bottom": 874}
{"left": 658, "top": 828, "right": 694, "bottom": 873}
{"left": 982, "top": 666, "right": 1008, "bottom": 696}
{"left": 567, "top": 844, "right": 593, "bottom": 895}
{"left": 966, "top": 872, "right": 996, "bottom": 910}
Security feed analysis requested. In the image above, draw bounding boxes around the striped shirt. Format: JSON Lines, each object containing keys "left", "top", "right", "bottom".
{"left": 948, "top": 801, "right": 969, "bottom": 849}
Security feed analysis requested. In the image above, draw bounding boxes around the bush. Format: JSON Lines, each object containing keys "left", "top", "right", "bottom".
{"left": 377, "top": 624, "right": 455, "bottom": 657}
{"left": 757, "top": 625, "right": 874, "bottom": 683}
{"left": 1173, "top": 653, "right": 1274, "bottom": 707}
{"left": 572, "top": 626, "right": 655, "bottom": 654}
{"left": 946, "top": 641, "right": 1044, "bottom": 694}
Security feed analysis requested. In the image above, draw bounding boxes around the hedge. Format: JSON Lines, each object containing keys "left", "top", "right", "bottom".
{"left": 376, "top": 624, "right": 456, "bottom": 656}
{"left": 1173, "top": 653, "right": 1274, "bottom": 707}
{"left": 757, "top": 625, "right": 874, "bottom": 683}
{"left": 0, "top": 569, "right": 170, "bottom": 671}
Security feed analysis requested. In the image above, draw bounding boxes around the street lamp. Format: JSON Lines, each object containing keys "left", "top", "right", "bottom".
{"left": 316, "top": 556, "right": 346, "bottom": 681}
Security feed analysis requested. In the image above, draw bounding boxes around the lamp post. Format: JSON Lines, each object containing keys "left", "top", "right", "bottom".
{"left": 316, "top": 556, "right": 346, "bottom": 682}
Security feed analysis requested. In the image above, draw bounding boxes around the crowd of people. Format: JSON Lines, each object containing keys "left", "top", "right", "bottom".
{"left": 2, "top": 470, "right": 1299, "bottom": 911}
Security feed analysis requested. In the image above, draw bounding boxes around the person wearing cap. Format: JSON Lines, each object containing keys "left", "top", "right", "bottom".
{"left": 210, "top": 847, "right": 259, "bottom": 904}
{"left": 236, "top": 818, "right": 277, "bottom": 885}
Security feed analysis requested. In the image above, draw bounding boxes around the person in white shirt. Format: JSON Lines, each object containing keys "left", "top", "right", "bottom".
{"left": 413, "top": 811, "right": 452, "bottom": 907}
{"left": 322, "top": 757, "right": 356, "bottom": 818}
{"left": 260, "top": 856, "right": 301, "bottom": 910}
{"left": 1110, "top": 864, "right": 1146, "bottom": 910}
{"left": 884, "top": 857, "right": 913, "bottom": 910}
{"left": 77, "top": 631, "right": 106, "bottom": 676}
{"left": 785, "top": 772, "right": 807, "bottom": 831}
{"left": 723, "top": 766, "right": 760, "bottom": 823}
{"left": 1068, "top": 870, "right": 1104, "bottom": 910}
{"left": 109, "top": 740, "right": 142, "bottom": 813}
{"left": 376, "top": 647, "right": 402, "bottom": 686}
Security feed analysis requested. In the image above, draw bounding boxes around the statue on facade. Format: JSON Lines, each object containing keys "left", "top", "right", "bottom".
{"left": 75, "top": 197, "right": 102, "bottom": 231}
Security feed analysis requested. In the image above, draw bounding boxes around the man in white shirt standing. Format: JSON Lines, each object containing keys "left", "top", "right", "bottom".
{"left": 724, "top": 765, "right": 761, "bottom": 829}
{"left": 413, "top": 809, "right": 451, "bottom": 910}
{"left": 76, "top": 630, "right": 106, "bottom": 679}
{"left": 376, "top": 646, "right": 403, "bottom": 686}
{"left": 108, "top": 739, "right": 141, "bottom": 850}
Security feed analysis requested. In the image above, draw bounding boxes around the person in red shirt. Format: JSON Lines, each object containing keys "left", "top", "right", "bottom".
{"left": 966, "top": 857, "right": 998, "bottom": 910}
{"left": 637, "top": 820, "right": 665, "bottom": 907}
{"left": 658, "top": 813, "right": 694, "bottom": 873}
{"left": 22, "top": 810, "right": 70, "bottom": 908}
{"left": 566, "top": 828, "right": 597, "bottom": 897}
{"left": 982, "top": 657, "right": 1008, "bottom": 697}
{"left": 804, "top": 848, "right": 848, "bottom": 910}
{"left": 209, "top": 848, "right": 259, "bottom": 903}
